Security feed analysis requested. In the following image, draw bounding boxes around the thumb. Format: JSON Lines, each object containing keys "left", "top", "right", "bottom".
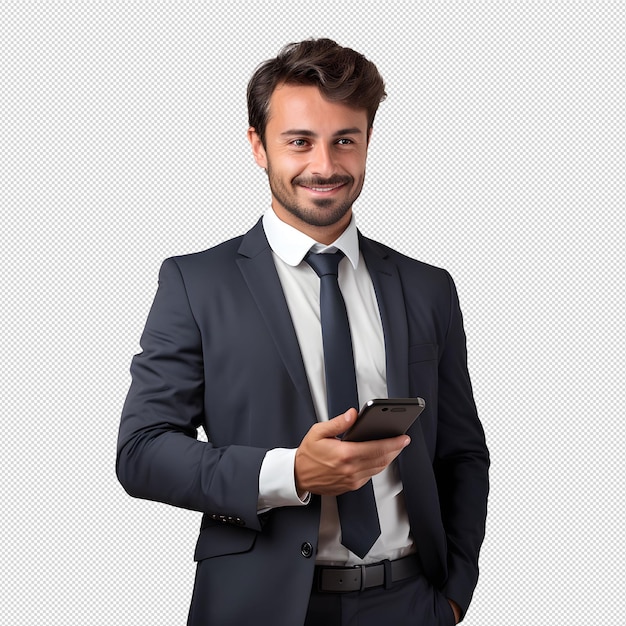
{"left": 317, "top": 408, "right": 358, "bottom": 438}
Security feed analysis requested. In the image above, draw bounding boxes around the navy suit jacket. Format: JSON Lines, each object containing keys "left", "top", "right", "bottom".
{"left": 117, "top": 218, "right": 489, "bottom": 625}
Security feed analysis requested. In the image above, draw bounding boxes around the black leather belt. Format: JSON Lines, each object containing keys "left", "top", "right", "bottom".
{"left": 314, "top": 555, "right": 421, "bottom": 593}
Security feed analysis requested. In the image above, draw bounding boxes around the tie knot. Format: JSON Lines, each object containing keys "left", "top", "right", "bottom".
{"left": 305, "top": 251, "right": 344, "bottom": 278}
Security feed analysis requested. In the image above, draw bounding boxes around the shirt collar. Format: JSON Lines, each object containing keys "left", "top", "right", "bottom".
{"left": 262, "top": 207, "right": 360, "bottom": 269}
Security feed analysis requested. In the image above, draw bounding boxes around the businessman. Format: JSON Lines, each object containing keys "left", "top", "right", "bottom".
{"left": 117, "top": 38, "right": 489, "bottom": 625}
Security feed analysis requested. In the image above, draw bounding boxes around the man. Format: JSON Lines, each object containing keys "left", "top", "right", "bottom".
{"left": 117, "top": 38, "right": 489, "bottom": 625}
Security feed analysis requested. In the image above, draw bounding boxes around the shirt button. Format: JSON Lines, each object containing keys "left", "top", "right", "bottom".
{"left": 301, "top": 542, "right": 313, "bottom": 558}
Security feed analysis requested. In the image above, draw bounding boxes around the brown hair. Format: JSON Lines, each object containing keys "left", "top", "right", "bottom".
{"left": 247, "top": 38, "right": 387, "bottom": 146}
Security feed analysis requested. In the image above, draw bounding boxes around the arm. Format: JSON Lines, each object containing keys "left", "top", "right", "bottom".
{"left": 116, "top": 258, "right": 267, "bottom": 530}
{"left": 436, "top": 273, "right": 490, "bottom": 618}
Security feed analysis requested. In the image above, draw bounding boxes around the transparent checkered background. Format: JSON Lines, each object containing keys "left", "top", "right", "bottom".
{"left": 2, "top": 3, "right": 624, "bottom": 624}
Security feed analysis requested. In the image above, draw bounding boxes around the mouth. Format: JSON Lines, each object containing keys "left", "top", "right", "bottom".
{"left": 296, "top": 177, "right": 352, "bottom": 196}
{"left": 301, "top": 183, "right": 346, "bottom": 193}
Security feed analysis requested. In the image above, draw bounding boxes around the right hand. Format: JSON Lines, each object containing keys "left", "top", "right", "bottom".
{"left": 294, "top": 408, "right": 410, "bottom": 497}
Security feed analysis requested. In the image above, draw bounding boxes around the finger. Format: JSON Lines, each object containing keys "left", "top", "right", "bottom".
{"left": 380, "top": 434, "right": 412, "bottom": 452}
{"left": 314, "top": 408, "right": 358, "bottom": 438}
{"left": 379, "top": 435, "right": 412, "bottom": 459}
{"left": 345, "top": 434, "right": 411, "bottom": 463}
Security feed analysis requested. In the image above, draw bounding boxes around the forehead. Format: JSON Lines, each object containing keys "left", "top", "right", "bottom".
{"left": 266, "top": 83, "right": 368, "bottom": 134}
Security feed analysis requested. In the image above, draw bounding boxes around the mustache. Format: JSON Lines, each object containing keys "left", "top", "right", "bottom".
{"left": 293, "top": 175, "right": 353, "bottom": 187}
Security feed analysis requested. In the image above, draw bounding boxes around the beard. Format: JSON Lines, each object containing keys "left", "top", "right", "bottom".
{"left": 266, "top": 166, "right": 364, "bottom": 228}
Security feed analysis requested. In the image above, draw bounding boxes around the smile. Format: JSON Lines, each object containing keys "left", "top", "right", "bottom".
{"left": 301, "top": 183, "right": 345, "bottom": 193}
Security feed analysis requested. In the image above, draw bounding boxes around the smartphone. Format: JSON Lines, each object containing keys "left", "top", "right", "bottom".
{"left": 341, "top": 398, "right": 425, "bottom": 442}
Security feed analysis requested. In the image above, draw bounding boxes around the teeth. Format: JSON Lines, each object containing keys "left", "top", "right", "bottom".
{"left": 310, "top": 186, "right": 339, "bottom": 192}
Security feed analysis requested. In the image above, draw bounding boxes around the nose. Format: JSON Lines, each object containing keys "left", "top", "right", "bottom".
{"left": 309, "top": 143, "right": 336, "bottom": 178}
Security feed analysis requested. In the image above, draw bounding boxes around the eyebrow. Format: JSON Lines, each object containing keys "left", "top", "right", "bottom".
{"left": 280, "top": 127, "right": 364, "bottom": 138}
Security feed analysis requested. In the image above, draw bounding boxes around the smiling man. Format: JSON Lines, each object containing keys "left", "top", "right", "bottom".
{"left": 248, "top": 83, "right": 369, "bottom": 242}
{"left": 117, "top": 38, "right": 489, "bottom": 626}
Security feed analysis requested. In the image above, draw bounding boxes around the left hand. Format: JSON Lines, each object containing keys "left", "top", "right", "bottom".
{"left": 448, "top": 599, "right": 461, "bottom": 624}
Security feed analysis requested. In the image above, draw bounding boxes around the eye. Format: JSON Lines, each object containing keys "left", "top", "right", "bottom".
{"left": 336, "top": 138, "right": 353, "bottom": 145}
{"left": 291, "top": 139, "right": 309, "bottom": 148}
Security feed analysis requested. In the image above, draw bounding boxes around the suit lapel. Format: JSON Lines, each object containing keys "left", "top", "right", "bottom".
{"left": 359, "top": 235, "right": 409, "bottom": 399}
{"left": 360, "top": 234, "right": 447, "bottom": 585}
{"left": 237, "top": 220, "right": 317, "bottom": 422}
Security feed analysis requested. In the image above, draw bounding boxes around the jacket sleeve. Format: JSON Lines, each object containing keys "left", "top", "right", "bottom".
{"left": 116, "top": 257, "right": 267, "bottom": 531}
{"left": 436, "top": 272, "right": 490, "bottom": 617}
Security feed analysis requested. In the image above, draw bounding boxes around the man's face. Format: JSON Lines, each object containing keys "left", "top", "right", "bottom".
{"left": 248, "top": 84, "right": 371, "bottom": 243}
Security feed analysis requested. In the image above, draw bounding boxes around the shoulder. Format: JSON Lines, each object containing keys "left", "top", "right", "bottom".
{"left": 163, "top": 218, "right": 267, "bottom": 278}
{"left": 359, "top": 233, "right": 453, "bottom": 286}
{"left": 166, "top": 235, "right": 245, "bottom": 273}
{"left": 150, "top": 236, "right": 250, "bottom": 315}
{"left": 152, "top": 236, "right": 249, "bottom": 302}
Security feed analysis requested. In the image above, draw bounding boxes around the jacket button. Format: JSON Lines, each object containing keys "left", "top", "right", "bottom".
{"left": 301, "top": 542, "right": 313, "bottom": 558}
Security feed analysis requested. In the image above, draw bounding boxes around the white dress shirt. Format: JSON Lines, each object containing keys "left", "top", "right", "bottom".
{"left": 258, "top": 208, "right": 415, "bottom": 565}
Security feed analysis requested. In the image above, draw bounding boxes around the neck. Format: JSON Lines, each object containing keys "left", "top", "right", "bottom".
{"left": 272, "top": 205, "right": 353, "bottom": 245}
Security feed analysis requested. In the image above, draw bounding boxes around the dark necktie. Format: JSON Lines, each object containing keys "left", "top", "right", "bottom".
{"left": 305, "top": 251, "right": 381, "bottom": 558}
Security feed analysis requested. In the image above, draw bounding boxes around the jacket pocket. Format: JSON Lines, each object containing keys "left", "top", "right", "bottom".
{"left": 194, "top": 523, "right": 258, "bottom": 561}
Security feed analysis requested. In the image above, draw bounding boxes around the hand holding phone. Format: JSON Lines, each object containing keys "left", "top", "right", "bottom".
{"left": 341, "top": 398, "right": 425, "bottom": 442}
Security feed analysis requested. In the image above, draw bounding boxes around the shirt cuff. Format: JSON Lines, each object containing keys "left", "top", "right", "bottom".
{"left": 258, "top": 448, "right": 311, "bottom": 513}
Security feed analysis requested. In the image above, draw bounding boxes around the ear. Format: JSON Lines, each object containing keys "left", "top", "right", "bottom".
{"left": 367, "top": 127, "right": 373, "bottom": 146}
{"left": 247, "top": 127, "right": 268, "bottom": 169}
